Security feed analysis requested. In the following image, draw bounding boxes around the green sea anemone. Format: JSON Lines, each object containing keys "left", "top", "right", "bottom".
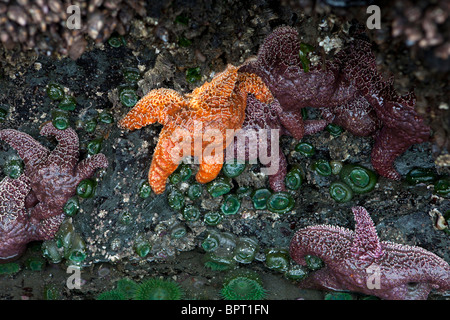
{"left": 76, "top": 178, "right": 97, "bottom": 198}
{"left": 169, "top": 164, "right": 192, "bottom": 184}
{"left": 294, "top": 142, "right": 315, "bottom": 157}
{"left": 46, "top": 82, "right": 64, "bottom": 100}
{"left": 84, "top": 117, "right": 98, "bottom": 133}
{"left": 264, "top": 248, "right": 290, "bottom": 272}
{"left": 305, "top": 255, "right": 324, "bottom": 271}
{"left": 339, "top": 164, "right": 377, "bottom": 194}
{"left": 170, "top": 223, "right": 187, "bottom": 239}
{"left": 58, "top": 95, "right": 77, "bottom": 111}
{"left": 434, "top": 177, "right": 449, "bottom": 197}
{"left": 123, "top": 67, "right": 141, "bottom": 85}
{"left": 98, "top": 111, "right": 114, "bottom": 124}
{"left": 203, "top": 211, "right": 223, "bottom": 226}
{"left": 119, "top": 86, "right": 138, "bottom": 107}
{"left": 96, "top": 289, "right": 126, "bottom": 300}
{"left": 222, "top": 160, "right": 246, "bottom": 178}
{"left": 221, "top": 270, "right": 266, "bottom": 300}
{"left": 204, "top": 255, "right": 235, "bottom": 271}
{"left": 183, "top": 205, "right": 201, "bottom": 221}
{"left": 116, "top": 278, "right": 139, "bottom": 299}
{"left": 329, "top": 181, "right": 354, "bottom": 203}
{"left": 87, "top": 138, "right": 103, "bottom": 155}
{"left": 221, "top": 194, "right": 241, "bottom": 215}
{"left": 285, "top": 165, "right": 305, "bottom": 190}
{"left": 51, "top": 109, "right": 70, "bottom": 130}
{"left": 138, "top": 180, "right": 152, "bottom": 198}
{"left": 0, "top": 262, "right": 20, "bottom": 275}
{"left": 251, "top": 188, "right": 272, "bottom": 210}
{"left": 233, "top": 237, "right": 259, "bottom": 264}
{"left": 0, "top": 105, "right": 8, "bottom": 121}
{"left": 186, "top": 67, "right": 202, "bottom": 83}
{"left": 3, "top": 158, "right": 23, "bottom": 179}
{"left": 187, "top": 182, "right": 203, "bottom": 200}
{"left": 266, "top": 192, "right": 295, "bottom": 214}
{"left": 312, "top": 159, "right": 332, "bottom": 176}
{"left": 63, "top": 196, "right": 79, "bottom": 216}
{"left": 206, "top": 177, "right": 232, "bottom": 197}
{"left": 133, "top": 235, "right": 151, "bottom": 258}
{"left": 325, "top": 123, "right": 344, "bottom": 137}
{"left": 299, "top": 43, "right": 314, "bottom": 73}
{"left": 134, "top": 278, "right": 184, "bottom": 300}
{"left": 405, "top": 167, "right": 436, "bottom": 185}
{"left": 167, "top": 188, "right": 185, "bottom": 211}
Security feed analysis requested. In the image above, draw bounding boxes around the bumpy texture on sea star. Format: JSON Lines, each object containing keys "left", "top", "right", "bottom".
{"left": 240, "top": 26, "right": 430, "bottom": 180}
{"left": 0, "top": 122, "right": 108, "bottom": 262}
{"left": 118, "top": 64, "right": 273, "bottom": 194}
{"left": 290, "top": 206, "right": 450, "bottom": 300}
{"left": 0, "top": 175, "right": 32, "bottom": 262}
{"left": 226, "top": 95, "right": 327, "bottom": 191}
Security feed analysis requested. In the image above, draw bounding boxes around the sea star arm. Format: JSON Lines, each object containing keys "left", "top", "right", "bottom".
{"left": 267, "top": 147, "right": 287, "bottom": 192}
{"left": 28, "top": 202, "right": 55, "bottom": 222}
{"left": 75, "top": 153, "right": 109, "bottom": 183}
{"left": 0, "top": 129, "right": 49, "bottom": 172}
{"left": 341, "top": 37, "right": 430, "bottom": 179}
{"left": 236, "top": 72, "right": 273, "bottom": 104}
{"left": 277, "top": 109, "right": 305, "bottom": 140}
{"left": 32, "top": 214, "right": 65, "bottom": 241}
{"left": 0, "top": 175, "right": 32, "bottom": 262}
{"left": 350, "top": 206, "right": 383, "bottom": 260}
{"left": 118, "top": 88, "right": 188, "bottom": 130}
{"left": 303, "top": 120, "right": 328, "bottom": 135}
{"left": 297, "top": 267, "right": 347, "bottom": 291}
{"left": 320, "top": 94, "right": 380, "bottom": 137}
{"left": 0, "top": 175, "right": 30, "bottom": 220}
{"left": 196, "top": 148, "right": 225, "bottom": 184}
{"left": 39, "top": 122, "right": 79, "bottom": 171}
{"left": 370, "top": 96, "right": 430, "bottom": 180}
{"left": 148, "top": 129, "right": 181, "bottom": 194}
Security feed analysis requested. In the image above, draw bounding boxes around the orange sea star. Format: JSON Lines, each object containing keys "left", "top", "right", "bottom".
{"left": 118, "top": 64, "right": 273, "bottom": 194}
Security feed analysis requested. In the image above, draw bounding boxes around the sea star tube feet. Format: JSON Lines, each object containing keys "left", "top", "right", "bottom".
{"left": 290, "top": 206, "right": 450, "bottom": 300}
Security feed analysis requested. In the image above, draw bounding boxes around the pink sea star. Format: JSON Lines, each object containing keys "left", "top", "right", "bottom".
{"left": 240, "top": 25, "right": 430, "bottom": 181}
{"left": 290, "top": 206, "right": 450, "bottom": 300}
{"left": 0, "top": 122, "right": 108, "bottom": 262}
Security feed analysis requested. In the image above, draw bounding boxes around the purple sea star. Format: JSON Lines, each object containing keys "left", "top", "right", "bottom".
{"left": 226, "top": 95, "right": 326, "bottom": 191}
{"left": 0, "top": 175, "right": 32, "bottom": 262}
{"left": 239, "top": 26, "right": 430, "bottom": 181}
{"left": 290, "top": 206, "right": 450, "bottom": 300}
{"left": 0, "top": 122, "right": 108, "bottom": 262}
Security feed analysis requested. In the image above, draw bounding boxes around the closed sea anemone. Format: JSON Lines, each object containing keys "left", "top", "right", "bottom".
{"left": 134, "top": 278, "right": 184, "bottom": 300}
{"left": 220, "top": 269, "right": 266, "bottom": 300}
